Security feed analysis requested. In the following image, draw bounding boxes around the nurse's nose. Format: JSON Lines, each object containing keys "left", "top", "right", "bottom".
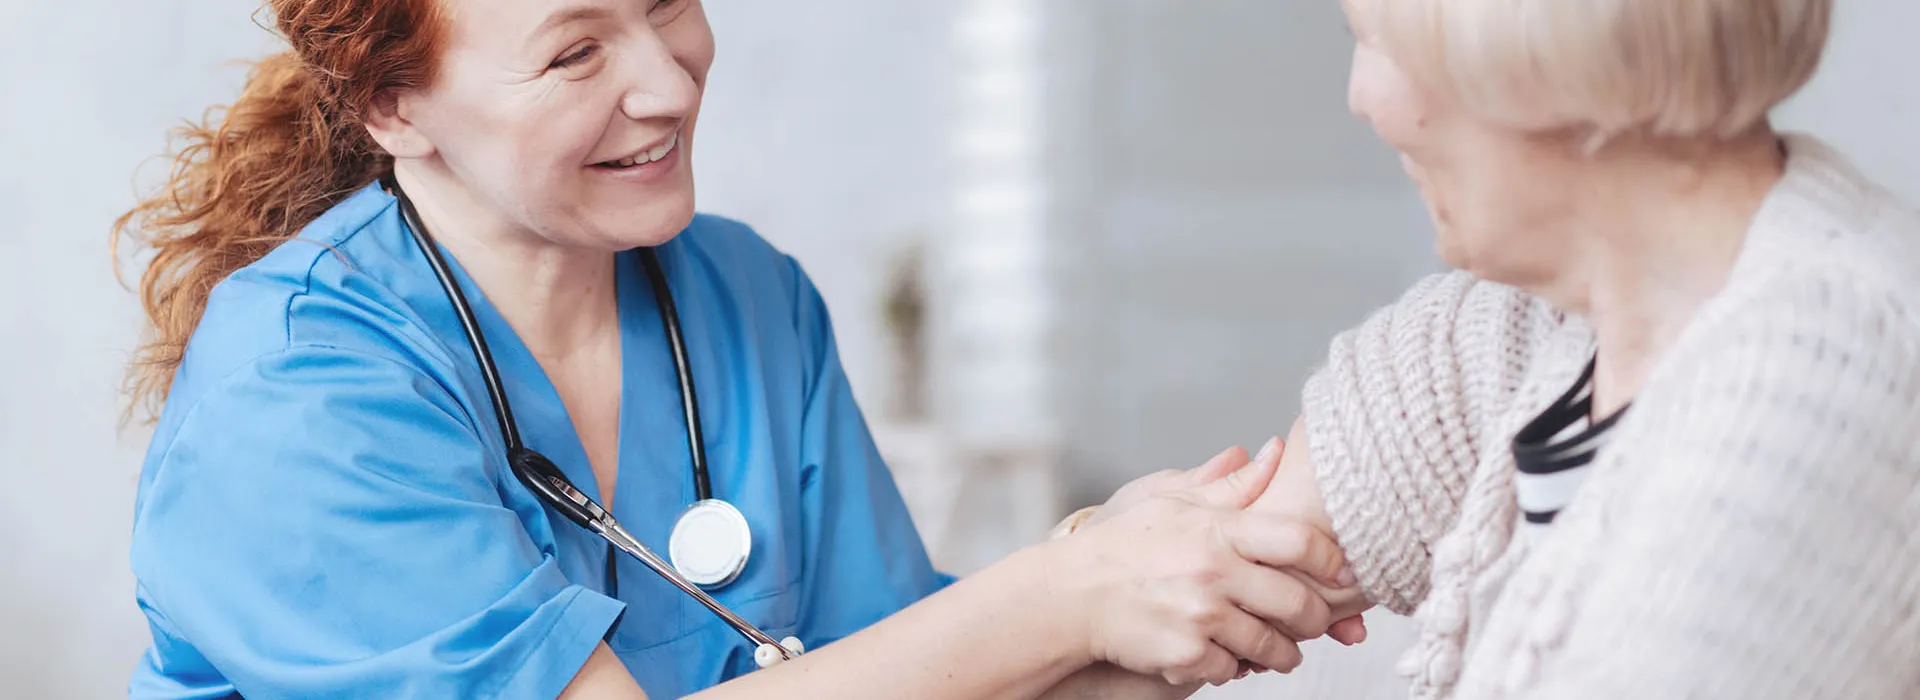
{"left": 619, "top": 30, "right": 701, "bottom": 121}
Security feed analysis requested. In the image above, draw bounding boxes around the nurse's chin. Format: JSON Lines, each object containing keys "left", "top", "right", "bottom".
{"left": 568, "top": 185, "right": 696, "bottom": 242}
{"left": 581, "top": 204, "right": 699, "bottom": 250}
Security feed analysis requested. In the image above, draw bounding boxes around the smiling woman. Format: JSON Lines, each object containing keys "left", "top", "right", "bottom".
{"left": 110, "top": 0, "right": 1367, "bottom": 698}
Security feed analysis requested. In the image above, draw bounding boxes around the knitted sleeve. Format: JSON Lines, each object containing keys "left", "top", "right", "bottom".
{"left": 1301, "top": 271, "right": 1554, "bottom": 615}
{"left": 1520, "top": 279, "right": 1920, "bottom": 698}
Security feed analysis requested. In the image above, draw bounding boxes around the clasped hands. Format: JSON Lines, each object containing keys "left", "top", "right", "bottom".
{"left": 1043, "top": 437, "right": 1371, "bottom": 689}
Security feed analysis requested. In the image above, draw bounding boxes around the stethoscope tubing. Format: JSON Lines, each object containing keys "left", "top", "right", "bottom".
{"left": 383, "top": 175, "right": 794, "bottom": 662}
{"left": 638, "top": 251, "right": 714, "bottom": 502}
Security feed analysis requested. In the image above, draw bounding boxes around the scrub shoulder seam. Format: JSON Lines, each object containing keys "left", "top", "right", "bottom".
{"left": 271, "top": 195, "right": 409, "bottom": 354}
{"left": 143, "top": 344, "right": 480, "bottom": 499}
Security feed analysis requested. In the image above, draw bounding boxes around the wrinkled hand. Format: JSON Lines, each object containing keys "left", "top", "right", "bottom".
{"left": 1048, "top": 440, "right": 1351, "bottom": 686}
{"left": 1087, "top": 440, "right": 1369, "bottom": 650}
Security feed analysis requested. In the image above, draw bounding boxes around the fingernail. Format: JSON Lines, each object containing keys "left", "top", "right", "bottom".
{"left": 1255, "top": 437, "right": 1280, "bottom": 462}
{"left": 1337, "top": 564, "right": 1357, "bottom": 588}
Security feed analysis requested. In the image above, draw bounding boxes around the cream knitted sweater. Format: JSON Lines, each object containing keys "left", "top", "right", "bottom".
{"left": 1303, "top": 134, "right": 1920, "bottom": 699}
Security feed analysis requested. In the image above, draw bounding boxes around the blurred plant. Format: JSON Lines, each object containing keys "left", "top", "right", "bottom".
{"left": 881, "top": 238, "right": 929, "bottom": 422}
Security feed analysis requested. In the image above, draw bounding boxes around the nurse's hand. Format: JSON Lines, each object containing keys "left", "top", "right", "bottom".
{"left": 1081, "top": 440, "right": 1370, "bottom": 649}
{"left": 1043, "top": 438, "right": 1352, "bottom": 686}
{"left": 1082, "top": 444, "right": 1257, "bottom": 530}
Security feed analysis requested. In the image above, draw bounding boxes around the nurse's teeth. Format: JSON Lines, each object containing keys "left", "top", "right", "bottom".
{"left": 604, "top": 133, "right": 679, "bottom": 168}
{"left": 647, "top": 133, "right": 678, "bottom": 162}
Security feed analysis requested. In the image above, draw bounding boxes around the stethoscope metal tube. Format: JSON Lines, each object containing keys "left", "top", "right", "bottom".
{"left": 384, "top": 174, "right": 800, "bottom": 667}
{"left": 599, "top": 522, "right": 789, "bottom": 654}
{"left": 517, "top": 448, "right": 799, "bottom": 664}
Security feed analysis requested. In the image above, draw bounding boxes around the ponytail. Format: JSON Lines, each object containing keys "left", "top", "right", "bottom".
{"left": 112, "top": 52, "right": 384, "bottom": 420}
{"left": 114, "top": 0, "right": 445, "bottom": 421}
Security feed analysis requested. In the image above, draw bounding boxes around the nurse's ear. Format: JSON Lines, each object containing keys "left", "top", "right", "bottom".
{"left": 363, "top": 89, "right": 436, "bottom": 159}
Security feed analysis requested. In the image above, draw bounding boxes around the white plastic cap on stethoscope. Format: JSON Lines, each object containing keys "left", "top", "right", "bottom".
{"left": 668, "top": 499, "right": 754, "bottom": 589}
{"left": 753, "top": 637, "right": 806, "bottom": 668}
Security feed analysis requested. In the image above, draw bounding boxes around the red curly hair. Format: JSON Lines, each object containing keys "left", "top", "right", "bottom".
{"left": 112, "top": 0, "right": 447, "bottom": 420}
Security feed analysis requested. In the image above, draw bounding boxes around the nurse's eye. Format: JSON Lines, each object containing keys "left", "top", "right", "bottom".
{"left": 549, "top": 42, "right": 599, "bottom": 70}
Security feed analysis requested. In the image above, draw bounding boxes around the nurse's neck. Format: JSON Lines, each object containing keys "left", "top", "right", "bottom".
{"left": 394, "top": 168, "right": 620, "bottom": 363}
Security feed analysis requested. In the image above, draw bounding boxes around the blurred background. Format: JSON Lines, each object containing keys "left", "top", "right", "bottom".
{"left": 2, "top": 0, "right": 1915, "bottom": 697}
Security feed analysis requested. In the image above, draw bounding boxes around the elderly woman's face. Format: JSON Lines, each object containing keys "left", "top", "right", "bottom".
{"left": 1340, "top": 2, "right": 1582, "bottom": 282}
{"left": 399, "top": 0, "right": 714, "bottom": 249}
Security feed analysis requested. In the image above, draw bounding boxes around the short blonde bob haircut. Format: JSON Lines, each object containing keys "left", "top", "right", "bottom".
{"left": 1354, "top": 0, "right": 1832, "bottom": 143}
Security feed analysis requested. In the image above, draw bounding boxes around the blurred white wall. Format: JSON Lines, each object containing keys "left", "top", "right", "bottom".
{"left": 2, "top": 3, "right": 272, "bottom": 695}
{"left": 1042, "top": 3, "right": 1435, "bottom": 697}
{"left": 696, "top": 1, "right": 959, "bottom": 414}
{"left": 1774, "top": 1, "right": 1920, "bottom": 197}
{"left": 1046, "top": 0, "right": 1438, "bottom": 505}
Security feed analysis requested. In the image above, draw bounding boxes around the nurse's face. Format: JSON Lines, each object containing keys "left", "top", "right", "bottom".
{"left": 399, "top": 0, "right": 714, "bottom": 250}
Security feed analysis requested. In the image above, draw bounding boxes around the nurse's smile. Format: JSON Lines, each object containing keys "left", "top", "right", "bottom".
{"left": 589, "top": 129, "right": 684, "bottom": 184}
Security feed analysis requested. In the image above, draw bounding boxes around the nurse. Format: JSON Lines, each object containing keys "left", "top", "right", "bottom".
{"left": 115, "top": 0, "right": 1367, "bottom": 698}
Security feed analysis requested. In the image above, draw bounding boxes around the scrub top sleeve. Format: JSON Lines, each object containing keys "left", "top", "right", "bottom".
{"left": 129, "top": 591, "right": 229, "bottom": 700}
{"left": 784, "top": 258, "right": 956, "bottom": 644}
{"left": 129, "top": 347, "right": 625, "bottom": 700}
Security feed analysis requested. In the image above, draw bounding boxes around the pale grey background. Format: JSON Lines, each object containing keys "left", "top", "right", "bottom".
{"left": 1, "top": 0, "right": 1913, "bottom": 697}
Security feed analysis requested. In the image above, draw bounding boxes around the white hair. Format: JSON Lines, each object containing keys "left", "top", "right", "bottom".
{"left": 1355, "top": 0, "right": 1832, "bottom": 143}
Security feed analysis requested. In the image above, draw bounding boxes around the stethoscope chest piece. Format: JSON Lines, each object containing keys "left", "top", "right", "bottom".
{"left": 669, "top": 499, "right": 753, "bottom": 589}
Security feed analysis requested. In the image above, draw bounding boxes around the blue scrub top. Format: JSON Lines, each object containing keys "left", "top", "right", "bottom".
{"left": 127, "top": 183, "right": 954, "bottom": 699}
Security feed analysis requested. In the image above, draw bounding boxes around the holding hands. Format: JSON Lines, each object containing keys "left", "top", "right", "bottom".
{"left": 1043, "top": 438, "right": 1370, "bottom": 691}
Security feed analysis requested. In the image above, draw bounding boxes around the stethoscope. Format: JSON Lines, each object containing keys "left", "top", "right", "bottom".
{"left": 383, "top": 175, "right": 804, "bottom": 668}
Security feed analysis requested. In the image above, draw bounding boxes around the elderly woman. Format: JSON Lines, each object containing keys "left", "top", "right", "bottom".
{"left": 1233, "top": 0, "right": 1919, "bottom": 697}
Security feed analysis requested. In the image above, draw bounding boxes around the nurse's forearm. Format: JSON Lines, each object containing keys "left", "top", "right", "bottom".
{"left": 708, "top": 543, "right": 1088, "bottom": 698}
{"left": 1033, "top": 663, "right": 1199, "bottom": 700}
{"left": 560, "top": 543, "right": 1095, "bottom": 700}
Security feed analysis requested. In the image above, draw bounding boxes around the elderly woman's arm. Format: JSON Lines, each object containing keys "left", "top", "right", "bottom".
{"left": 1250, "top": 271, "right": 1558, "bottom": 614}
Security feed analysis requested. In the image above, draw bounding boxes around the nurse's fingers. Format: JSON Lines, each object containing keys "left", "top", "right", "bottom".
{"left": 1186, "top": 437, "right": 1283, "bottom": 510}
{"left": 1222, "top": 510, "right": 1349, "bottom": 590}
{"left": 1162, "top": 641, "right": 1242, "bottom": 687}
{"left": 1207, "top": 607, "right": 1307, "bottom": 676}
{"left": 1184, "top": 444, "right": 1252, "bottom": 487}
{"left": 1218, "top": 559, "right": 1334, "bottom": 642}
{"left": 1330, "top": 614, "right": 1369, "bottom": 646}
